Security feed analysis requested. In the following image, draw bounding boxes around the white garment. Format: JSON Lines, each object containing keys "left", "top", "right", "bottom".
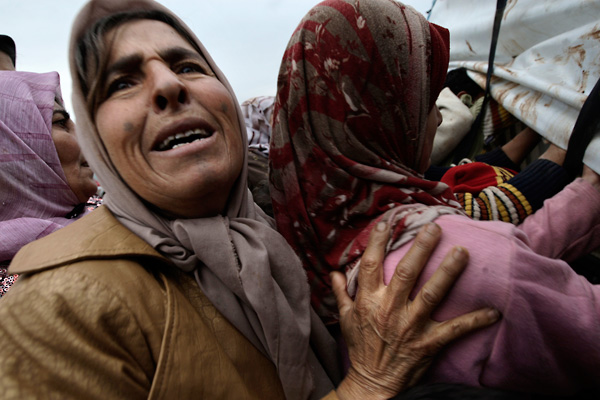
{"left": 429, "top": 0, "right": 600, "bottom": 173}
{"left": 431, "top": 87, "right": 474, "bottom": 165}
{"left": 241, "top": 95, "right": 275, "bottom": 156}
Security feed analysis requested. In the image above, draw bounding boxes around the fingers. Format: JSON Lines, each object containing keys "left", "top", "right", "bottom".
{"left": 387, "top": 223, "right": 442, "bottom": 305}
{"left": 356, "top": 221, "right": 390, "bottom": 296}
{"left": 412, "top": 246, "right": 468, "bottom": 316}
{"left": 331, "top": 271, "right": 352, "bottom": 317}
{"left": 426, "top": 307, "right": 501, "bottom": 350}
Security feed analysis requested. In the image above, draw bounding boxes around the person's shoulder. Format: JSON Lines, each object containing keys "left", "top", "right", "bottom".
{"left": 4, "top": 205, "right": 173, "bottom": 316}
{"left": 0, "top": 239, "right": 170, "bottom": 348}
{"left": 0, "top": 235, "right": 169, "bottom": 399}
{"left": 3, "top": 235, "right": 169, "bottom": 314}
{"left": 4, "top": 254, "right": 162, "bottom": 305}
{"left": 9, "top": 206, "right": 169, "bottom": 276}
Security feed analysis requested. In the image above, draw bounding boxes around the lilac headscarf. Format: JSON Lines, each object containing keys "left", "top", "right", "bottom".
{"left": 0, "top": 71, "right": 80, "bottom": 262}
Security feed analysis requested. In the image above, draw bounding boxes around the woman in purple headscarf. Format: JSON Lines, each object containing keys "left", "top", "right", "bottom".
{"left": 0, "top": 71, "right": 98, "bottom": 297}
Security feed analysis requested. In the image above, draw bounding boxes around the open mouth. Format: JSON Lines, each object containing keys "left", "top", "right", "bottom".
{"left": 156, "top": 128, "right": 214, "bottom": 151}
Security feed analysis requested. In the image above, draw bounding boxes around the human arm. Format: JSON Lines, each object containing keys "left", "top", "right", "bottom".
{"left": 500, "top": 142, "right": 569, "bottom": 212}
{"left": 518, "top": 172, "right": 600, "bottom": 262}
{"left": 496, "top": 126, "right": 541, "bottom": 167}
{"left": 425, "top": 133, "right": 525, "bottom": 181}
{"left": 0, "top": 264, "right": 159, "bottom": 399}
{"left": 582, "top": 164, "right": 600, "bottom": 191}
{"left": 331, "top": 223, "right": 500, "bottom": 399}
{"left": 440, "top": 131, "right": 569, "bottom": 224}
{"left": 453, "top": 158, "right": 570, "bottom": 224}
{"left": 449, "top": 142, "right": 570, "bottom": 224}
{"left": 472, "top": 127, "right": 541, "bottom": 170}
{"left": 380, "top": 215, "right": 600, "bottom": 394}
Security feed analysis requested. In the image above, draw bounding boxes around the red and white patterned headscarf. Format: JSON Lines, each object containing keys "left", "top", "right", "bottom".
{"left": 270, "top": 0, "right": 464, "bottom": 323}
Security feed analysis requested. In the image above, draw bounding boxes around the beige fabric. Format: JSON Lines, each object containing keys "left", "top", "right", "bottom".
{"left": 431, "top": 88, "right": 475, "bottom": 166}
{"left": 0, "top": 206, "right": 292, "bottom": 399}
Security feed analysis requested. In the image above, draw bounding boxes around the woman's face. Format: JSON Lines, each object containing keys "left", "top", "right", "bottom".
{"left": 417, "top": 105, "right": 443, "bottom": 174}
{"left": 94, "top": 19, "right": 243, "bottom": 218}
{"left": 51, "top": 102, "right": 97, "bottom": 203}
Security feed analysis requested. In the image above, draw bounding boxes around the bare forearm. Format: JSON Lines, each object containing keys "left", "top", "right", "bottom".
{"left": 501, "top": 127, "right": 541, "bottom": 165}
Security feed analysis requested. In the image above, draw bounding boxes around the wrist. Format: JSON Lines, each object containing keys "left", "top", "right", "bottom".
{"left": 336, "top": 367, "right": 401, "bottom": 400}
{"left": 582, "top": 167, "right": 600, "bottom": 192}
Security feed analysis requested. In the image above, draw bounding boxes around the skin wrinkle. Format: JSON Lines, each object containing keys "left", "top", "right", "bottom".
{"left": 94, "top": 20, "right": 243, "bottom": 218}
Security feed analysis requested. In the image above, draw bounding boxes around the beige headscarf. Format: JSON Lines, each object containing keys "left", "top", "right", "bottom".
{"left": 69, "top": 1, "right": 339, "bottom": 398}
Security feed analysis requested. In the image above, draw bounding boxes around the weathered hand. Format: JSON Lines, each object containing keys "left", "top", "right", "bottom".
{"left": 333, "top": 222, "right": 500, "bottom": 400}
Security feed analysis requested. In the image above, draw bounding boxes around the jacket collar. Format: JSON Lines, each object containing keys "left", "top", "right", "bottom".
{"left": 10, "top": 206, "right": 169, "bottom": 274}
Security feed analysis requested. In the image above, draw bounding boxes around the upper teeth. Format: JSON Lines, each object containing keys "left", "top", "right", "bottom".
{"left": 158, "top": 128, "right": 212, "bottom": 151}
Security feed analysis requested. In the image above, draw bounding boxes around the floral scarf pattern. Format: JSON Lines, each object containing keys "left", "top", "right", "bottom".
{"left": 270, "top": 0, "right": 464, "bottom": 322}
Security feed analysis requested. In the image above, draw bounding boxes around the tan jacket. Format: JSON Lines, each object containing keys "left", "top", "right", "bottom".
{"left": 0, "top": 206, "right": 337, "bottom": 399}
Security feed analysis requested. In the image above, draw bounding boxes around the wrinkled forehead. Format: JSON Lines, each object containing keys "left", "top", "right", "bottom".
{"left": 102, "top": 19, "right": 212, "bottom": 80}
{"left": 78, "top": 11, "right": 215, "bottom": 114}
{"left": 72, "top": 1, "right": 248, "bottom": 144}
{"left": 106, "top": 18, "right": 202, "bottom": 57}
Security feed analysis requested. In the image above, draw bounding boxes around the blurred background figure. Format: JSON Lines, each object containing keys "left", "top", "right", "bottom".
{"left": 0, "top": 71, "right": 97, "bottom": 298}
{"left": 241, "top": 95, "right": 275, "bottom": 217}
{"left": 0, "top": 34, "right": 16, "bottom": 71}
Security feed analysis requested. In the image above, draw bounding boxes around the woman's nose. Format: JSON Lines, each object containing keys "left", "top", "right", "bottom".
{"left": 150, "top": 64, "right": 188, "bottom": 113}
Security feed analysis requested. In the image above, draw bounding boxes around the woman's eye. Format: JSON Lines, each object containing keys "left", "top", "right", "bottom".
{"left": 53, "top": 118, "right": 69, "bottom": 129}
{"left": 106, "top": 78, "right": 134, "bottom": 96}
{"left": 177, "top": 63, "right": 205, "bottom": 74}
